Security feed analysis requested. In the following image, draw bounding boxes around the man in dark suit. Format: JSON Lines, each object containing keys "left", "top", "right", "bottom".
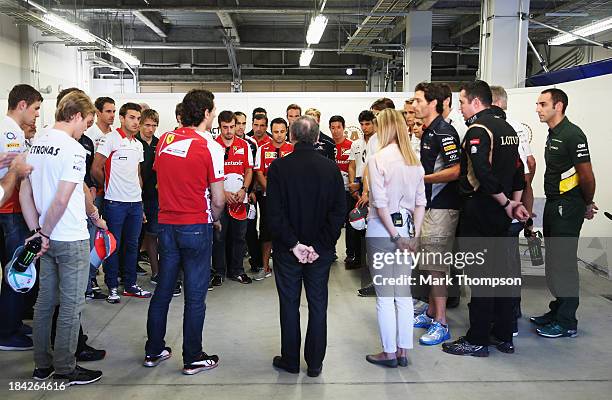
{"left": 266, "top": 116, "right": 346, "bottom": 378}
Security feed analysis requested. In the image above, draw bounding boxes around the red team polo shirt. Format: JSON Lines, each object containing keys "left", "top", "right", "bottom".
{"left": 254, "top": 135, "right": 271, "bottom": 148}
{"left": 255, "top": 141, "right": 294, "bottom": 176}
{"left": 215, "top": 136, "right": 254, "bottom": 177}
{"left": 154, "top": 128, "right": 224, "bottom": 225}
{"left": 335, "top": 138, "right": 352, "bottom": 191}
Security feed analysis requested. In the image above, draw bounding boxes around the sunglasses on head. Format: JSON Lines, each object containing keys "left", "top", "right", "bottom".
{"left": 224, "top": 146, "right": 230, "bottom": 160}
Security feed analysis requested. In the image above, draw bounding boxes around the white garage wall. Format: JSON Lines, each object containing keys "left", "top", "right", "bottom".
{"left": 1, "top": 74, "right": 610, "bottom": 236}
{"left": 0, "top": 14, "right": 89, "bottom": 97}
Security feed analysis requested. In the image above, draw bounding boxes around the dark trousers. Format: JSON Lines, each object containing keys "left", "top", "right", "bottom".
{"left": 146, "top": 223, "right": 213, "bottom": 364}
{"left": 344, "top": 192, "right": 360, "bottom": 259}
{"left": 103, "top": 200, "right": 143, "bottom": 289}
{"left": 212, "top": 209, "right": 247, "bottom": 277}
{"left": 246, "top": 194, "right": 263, "bottom": 270}
{"left": 507, "top": 222, "right": 524, "bottom": 329}
{"left": 0, "top": 213, "right": 29, "bottom": 339}
{"left": 543, "top": 197, "right": 585, "bottom": 330}
{"left": 460, "top": 194, "right": 516, "bottom": 345}
{"left": 273, "top": 249, "right": 333, "bottom": 369}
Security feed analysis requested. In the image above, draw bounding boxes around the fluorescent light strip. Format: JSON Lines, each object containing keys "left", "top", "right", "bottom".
{"left": 108, "top": 47, "right": 141, "bottom": 66}
{"left": 549, "top": 16, "right": 612, "bottom": 45}
{"left": 40, "top": 12, "right": 140, "bottom": 66}
{"left": 299, "top": 49, "right": 314, "bottom": 66}
{"left": 306, "top": 15, "right": 328, "bottom": 45}
{"left": 42, "top": 13, "right": 97, "bottom": 43}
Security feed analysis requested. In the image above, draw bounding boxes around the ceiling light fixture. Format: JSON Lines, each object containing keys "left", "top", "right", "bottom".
{"left": 346, "top": 68, "right": 353, "bottom": 75}
{"left": 548, "top": 16, "right": 612, "bottom": 45}
{"left": 299, "top": 49, "right": 315, "bottom": 67}
{"left": 42, "top": 13, "right": 97, "bottom": 43}
{"left": 306, "top": 15, "right": 328, "bottom": 45}
{"left": 108, "top": 47, "right": 141, "bottom": 66}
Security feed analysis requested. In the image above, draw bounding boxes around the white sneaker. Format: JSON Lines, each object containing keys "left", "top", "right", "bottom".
{"left": 106, "top": 288, "right": 120, "bottom": 304}
{"left": 252, "top": 270, "right": 267, "bottom": 281}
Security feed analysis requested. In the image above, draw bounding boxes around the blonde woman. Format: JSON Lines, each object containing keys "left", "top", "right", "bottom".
{"left": 365, "top": 109, "right": 426, "bottom": 368}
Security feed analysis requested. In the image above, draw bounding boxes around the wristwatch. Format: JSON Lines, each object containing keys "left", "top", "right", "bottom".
{"left": 390, "top": 233, "right": 401, "bottom": 243}
{"left": 502, "top": 199, "right": 511, "bottom": 208}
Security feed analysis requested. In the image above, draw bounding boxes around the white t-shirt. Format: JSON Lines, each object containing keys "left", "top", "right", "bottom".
{"left": 27, "top": 129, "right": 88, "bottom": 241}
{"left": 97, "top": 128, "right": 144, "bottom": 202}
{"left": 85, "top": 123, "right": 111, "bottom": 152}
{"left": 0, "top": 115, "right": 26, "bottom": 178}
{"left": 348, "top": 137, "right": 368, "bottom": 178}
{"left": 364, "top": 133, "right": 380, "bottom": 166}
{"left": 445, "top": 108, "right": 467, "bottom": 142}
{"left": 507, "top": 118, "right": 533, "bottom": 174}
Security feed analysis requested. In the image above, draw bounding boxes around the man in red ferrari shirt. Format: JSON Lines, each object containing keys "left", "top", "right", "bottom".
{"left": 211, "top": 111, "right": 253, "bottom": 286}
{"left": 144, "top": 89, "right": 225, "bottom": 376}
{"left": 329, "top": 115, "right": 357, "bottom": 265}
{"left": 253, "top": 117, "right": 293, "bottom": 281}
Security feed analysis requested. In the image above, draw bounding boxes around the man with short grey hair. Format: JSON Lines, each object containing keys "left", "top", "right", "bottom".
{"left": 266, "top": 115, "right": 345, "bottom": 377}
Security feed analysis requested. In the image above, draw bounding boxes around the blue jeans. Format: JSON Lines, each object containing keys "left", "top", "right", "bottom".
{"left": 145, "top": 223, "right": 213, "bottom": 364}
{"left": 0, "top": 213, "right": 29, "bottom": 338}
{"left": 103, "top": 200, "right": 143, "bottom": 289}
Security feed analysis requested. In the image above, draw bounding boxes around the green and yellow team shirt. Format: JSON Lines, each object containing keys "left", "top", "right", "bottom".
{"left": 544, "top": 117, "right": 590, "bottom": 200}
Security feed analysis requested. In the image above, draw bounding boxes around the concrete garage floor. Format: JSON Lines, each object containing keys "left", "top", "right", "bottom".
{"left": 1, "top": 241, "right": 612, "bottom": 400}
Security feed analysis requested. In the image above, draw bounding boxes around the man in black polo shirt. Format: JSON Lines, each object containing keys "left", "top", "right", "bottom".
{"left": 411, "top": 82, "right": 461, "bottom": 347}
{"left": 531, "top": 88, "right": 596, "bottom": 338}
{"left": 443, "top": 80, "right": 528, "bottom": 357}
{"left": 137, "top": 109, "right": 162, "bottom": 289}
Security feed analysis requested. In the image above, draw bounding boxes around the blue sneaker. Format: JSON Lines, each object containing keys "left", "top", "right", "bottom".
{"left": 414, "top": 300, "right": 428, "bottom": 316}
{"left": 0, "top": 333, "right": 33, "bottom": 351}
{"left": 413, "top": 311, "right": 434, "bottom": 329}
{"left": 419, "top": 321, "right": 451, "bottom": 346}
{"left": 536, "top": 323, "right": 577, "bottom": 338}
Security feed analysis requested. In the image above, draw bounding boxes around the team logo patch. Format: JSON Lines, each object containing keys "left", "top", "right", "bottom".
{"left": 165, "top": 134, "right": 176, "bottom": 144}
{"left": 444, "top": 144, "right": 457, "bottom": 152}
{"left": 265, "top": 151, "right": 277, "bottom": 159}
{"left": 470, "top": 139, "right": 480, "bottom": 145}
{"left": 234, "top": 146, "right": 244, "bottom": 155}
{"left": 5, "top": 132, "right": 17, "bottom": 140}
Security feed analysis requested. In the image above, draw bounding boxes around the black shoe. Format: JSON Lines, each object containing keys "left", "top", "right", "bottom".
{"left": 249, "top": 266, "right": 261, "bottom": 274}
{"left": 136, "top": 265, "right": 148, "bottom": 276}
{"left": 208, "top": 280, "right": 214, "bottom": 291}
{"left": 32, "top": 366, "right": 55, "bottom": 380}
{"left": 173, "top": 281, "right": 182, "bottom": 297}
{"left": 397, "top": 356, "right": 408, "bottom": 367}
{"left": 90, "top": 278, "right": 100, "bottom": 291}
{"left": 489, "top": 336, "right": 515, "bottom": 354}
{"left": 344, "top": 255, "right": 356, "bottom": 264}
{"left": 85, "top": 291, "right": 107, "bottom": 300}
{"left": 211, "top": 274, "right": 223, "bottom": 287}
{"left": 345, "top": 258, "right": 362, "bottom": 270}
{"left": 143, "top": 347, "right": 172, "bottom": 367}
{"left": 442, "top": 337, "right": 489, "bottom": 357}
{"left": 307, "top": 365, "right": 322, "bottom": 377}
{"left": 76, "top": 344, "right": 106, "bottom": 362}
{"left": 183, "top": 352, "right": 219, "bottom": 375}
{"left": 446, "top": 296, "right": 460, "bottom": 309}
{"left": 272, "top": 356, "right": 299, "bottom": 374}
{"left": 365, "top": 355, "right": 398, "bottom": 368}
{"left": 230, "top": 273, "right": 253, "bottom": 284}
{"left": 358, "top": 284, "right": 376, "bottom": 297}
{"left": 53, "top": 365, "right": 102, "bottom": 386}
{"left": 530, "top": 314, "right": 554, "bottom": 326}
